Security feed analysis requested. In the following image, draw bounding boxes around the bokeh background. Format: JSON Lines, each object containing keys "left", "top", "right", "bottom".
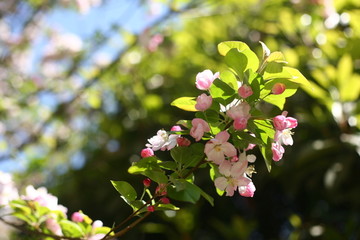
{"left": 1, "top": 0, "right": 360, "bottom": 239}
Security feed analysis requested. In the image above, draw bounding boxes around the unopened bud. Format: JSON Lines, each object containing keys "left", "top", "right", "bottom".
{"left": 143, "top": 178, "right": 151, "bottom": 187}
{"left": 177, "top": 137, "right": 191, "bottom": 147}
{"left": 147, "top": 205, "right": 155, "bottom": 212}
{"left": 271, "top": 83, "right": 286, "bottom": 95}
{"left": 141, "top": 148, "right": 154, "bottom": 158}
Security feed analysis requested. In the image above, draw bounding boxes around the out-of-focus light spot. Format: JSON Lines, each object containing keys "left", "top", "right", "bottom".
{"left": 331, "top": 101, "right": 343, "bottom": 123}
{"left": 344, "top": 28, "right": 353, "bottom": 38}
{"left": 147, "top": 74, "right": 164, "bottom": 89}
{"left": 312, "top": 48, "right": 322, "bottom": 59}
{"left": 128, "top": 109, "right": 140, "bottom": 120}
{"left": 348, "top": 116, "right": 357, "bottom": 127}
{"left": 70, "top": 151, "right": 86, "bottom": 170}
{"left": 300, "top": 14, "right": 312, "bottom": 26}
{"left": 309, "top": 225, "right": 324, "bottom": 237}
{"left": 164, "top": 210, "right": 176, "bottom": 218}
{"left": 106, "top": 139, "right": 119, "bottom": 152}
{"left": 340, "top": 12, "right": 350, "bottom": 25}
{"left": 129, "top": 154, "right": 140, "bottom": 163}
{"left": 312, "top": 140, "right": 325, "bottom": 150}
{"left": 127, "top": 51, "right": 141, "bottom": 64}
{"left": 324, "top": 162, "right": 342, "bottom": 188}
{"left": 336, "top": 38, "right": 346, "bottom": 48}
{"left": 315, "top": 33, "right": 327, "bottom": 45}
{"left": 325, "top": 13, "right": 340, "bottom": 29}
{"left": 249, "top": 30, "right": 260, "bottom": 42}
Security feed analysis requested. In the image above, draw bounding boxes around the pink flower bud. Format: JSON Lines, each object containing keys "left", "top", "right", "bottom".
{"left": 233, "top": 117, "right": 248, "bottom": 130}
{"left": 239, "top": 182, "right": 256, "bottom": 197}
{"left": 143, "top": 178, "right": 151, "bottom": 187}
{"left": 195, "top": 93, "right": 212, "bottom": 111}
{"left": 238, "top": 84, "right": 253, "bottom": 98}
{"left": 71, "top": 212, "right": 84, "bottom": 222}
{"left": 141, "top": 148, "right": 154, "bottom": 158}
{"left": 170, "top": 125, "right": 182, "bottom": 132}
{"left": 160, "top": 197, "right": 170, "bottom": 204}
{"left": 273, "top": 115, "right": 287, "bottom": 131}
{"left": 271, "top": 83, "right": 286, "bottom": 95}
{"left": 195, "top": 70, "right": 220, "bottom": 90}
{"left": 147, "top": 205, "right": 155, "bottom": 212}
{"left": 177, "top": 137, "right": 191, "bottom": 147}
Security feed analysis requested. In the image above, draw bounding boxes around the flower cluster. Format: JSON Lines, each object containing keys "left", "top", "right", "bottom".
{"left": 0, "top": 171, "right": 112, "bottom": 240}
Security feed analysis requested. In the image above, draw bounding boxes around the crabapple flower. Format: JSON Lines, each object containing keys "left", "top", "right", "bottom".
{"left": 204, "top": 131, "right": 236, "bottom": 165}
{"left": 21, "top": 185, "right": 67, "bottom": 214}
{"left": 271, "top": 142, "right": 285, "bottom": 161}
{"left": 141, "top": 148, "right": 154, "bottom": 158}
{"left": 272, "top": 83, "right": 286, "bottom": 95}
{"left": 195, "top": 93, "right": 212, "bottom": 111}
{"left": 88, "top": 220, "right": 106, "bottom": 240}
{"left": 190, "top": 118, "right": 210, "bottom": 141}
{"left": 226, "top": 102, "right": 251, "bottom": 130}
{"left": 239, "top": 181, "right": 256, "bottom": 197}
{"left": 46, "top": 217, "right": 63, "bottom": 236}
{"left": 273, "top": 112, "right": 297, "bottom": 131}
{"left": 275, "top": 129, "right": 294, "bottom": 146}
{"left": 238, "top": 84, "right": 253, "bottom": 98}
{"left": 195, "top": 69, "right": 220, "bottom": 90}
{"left": 0, "top": 171, "right": 19, "bottom": 207}
{"left": 146, "top": 126, "right": 181, "bottom": 151}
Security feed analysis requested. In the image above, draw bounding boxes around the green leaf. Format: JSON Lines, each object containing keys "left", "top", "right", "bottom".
{"left": 171, "top": 97, "right": 197, "bottom": 111}
{"left": 94, "top": 226, "right": 114, "bottom": 235}
{"left": 266, "top": 51, "right": 288, "bottom": 63}
{"left": 156, "top": 203, "right": 180, "bottom": 211}
{"left": 111, "top": 180, "right": 137, "bottom": 204}
{"left": 129, "top": 199, "right": 147, "bottom": 213}
{"left": 128, "top": 157, "right": 168, "bottom": 183}
{"left": 337, "top": 54, "right": 352, "bottom": 91}
{"left": 283, "top": 67, "right": 312, "bottom": 91}
{"left": 262, "top": 79, "right": 299, "bottom": 109}
{"left": 209, "top": 78, "right": 236, "bottom": 105}
{"left": 260, "top": 138, "right": 274, "bottom": 172}
{"left": 167, "top": 179, "right": 201, "bottom": 204}
{"left": 220, "top": 71, "right": 239, "bottom": 90}
{"left": 217, "top": 41, "right": 250, "bottom": 56}
{"left": 199, "top": 188, "right": 214, "bottom": 206}
{"left": 170, "top": 143, "right": 204, "bottom": 169}
{"left": 59, "top": 220, "right": 84, "bottom": 238}
{"left": 340, "top": 74, "right": 360, "bottom": 101}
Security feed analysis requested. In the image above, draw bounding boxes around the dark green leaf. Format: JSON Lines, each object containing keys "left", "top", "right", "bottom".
{"left": 111, "top": 180, "right": 137, "bottom": 203}
{"left": 59, "top": 220, "right": 84, "bottom": 238}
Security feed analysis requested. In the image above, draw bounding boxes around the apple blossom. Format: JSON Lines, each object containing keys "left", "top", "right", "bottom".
{"left": 46, "top": 217, "right": 63, "bottom": 236}
{"left": 0, "top": 171, "right": 19, "bottom": 207}
{"left": 273, "top": 112, "right": 298, "bottom": 131}
{"left": 195, "top": 69, "right": 220, "bottom": 90}
{"left": 190, "top": 118, "right": 210, "bottom": 141}
{"left": 271, "top": 83, "right": 286, "bottom": 95}
{"left": 195, "top": 93, "right": 213, "bottom": 111}
{"left": 204, "top": 131, "right": 237, "bottom": 165}
{"left": 21, "top": 185, "right": 67, "bottom": 214}
{"left": 146, "top": 127, "right": 181, "bottom": 151}
{"left": 271, "top": 142, "right": 285, "bottom": 161}
{"left": 238, "top": 84, "right": 253, "bottom": 98}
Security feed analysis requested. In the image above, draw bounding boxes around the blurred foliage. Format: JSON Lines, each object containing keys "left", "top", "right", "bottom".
{"left": 1, "top": 0, "right": 360, "bottom": 239}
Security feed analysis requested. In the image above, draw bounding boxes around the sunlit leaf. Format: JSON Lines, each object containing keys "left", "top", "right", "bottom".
{"left": 217, "top": 41, "right": 250, "bottom": 56}
{"left": 59, "top": 220, "right": 84, "bottom": 238}
{"left": 171, "top": 97, "right": 197, "bottom": 112}
{"left": 111, "top": 180, "right": 137, "bottom": 203}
